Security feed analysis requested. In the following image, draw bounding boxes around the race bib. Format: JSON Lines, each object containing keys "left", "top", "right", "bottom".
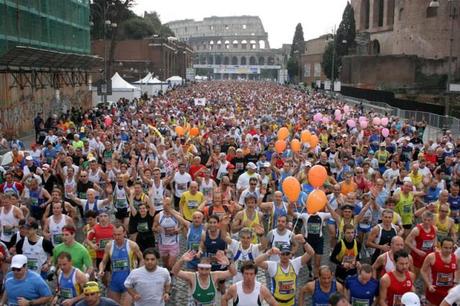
{"left": 190, "top": 242, "right": 200, "bottom": 251}
{"left": 53, "top": 233, "right": 63, "bottom": 244}
{"left": 165, "top": 227, "right": 176, "bottom": 236}
{"left": 393, "top": 294, "right": 402, "bottom": 306}
{"left": 60, "top": 288, "right": 74, "bottom": 299}
{"left": 31, "top": 198, "right": 39, "bottom": 207}
{"left": 112, "top": 259, "right": 129, "bottom": 271}
{"left": 187, "top": 200, "right": 198, "bottom": 209}
{"left": 78, "top": 192, "right": 87, "bottom": 199}
{"left": 351, "top": 297, "right": 370, "bottom": 306}
{"left": 115, "top": 198, "right": 128, "bottom": 209}
{"left": 177, "top": 183, "right": 186, "bottom": 191}
{"left": 421, "top": 240, "right": 434, "bottom": 251}
{"left": 2, "top": 226, "right": 14, "bottom": 236}
{"left": 308, "top": 223, "right": 321, "bottom": 235}
{"left": 278, "top": 280, "right": 295, "bottom": 295}
{"left": 436, "top": 272, "right": 453, "bottom": 287}
{"left": 27, "top": 258, "right": 39, "bottom": 271}
{"left": 137, "top": 222, "right": 149, "bottom": 233}
{"left": 98, "top": 239, "right": 110, "bottom": 251}
{"left": 403, "top": 204, "right": 411, "bottom": 213}
{"left": 342, "top": 255, "right": 356, "bottom": 264}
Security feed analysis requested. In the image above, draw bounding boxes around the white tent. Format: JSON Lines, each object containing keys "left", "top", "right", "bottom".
{"left": 166, "top": 75, "right": 183, "bottom": 87}
{"left": 92, "top": 73, "right": 141, "bottom": 106}
{"left": 133, "top": 73, "right": 168, "bottom": 96}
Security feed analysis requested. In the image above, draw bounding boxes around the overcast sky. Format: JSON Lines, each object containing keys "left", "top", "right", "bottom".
{"left": 132, "top": 0, "right": 350, "bottom": 48}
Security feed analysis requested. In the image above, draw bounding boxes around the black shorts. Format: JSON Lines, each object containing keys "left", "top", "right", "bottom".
{"left": 115, "top": 208, "right": 129, "bottom": 220}
{"left": 306, "top": 237, "right": 324, "bottom": 255}
{"left": 403, "top": 224, "right": 412, "bottom": 230}
{"left": 96, "top": 258, "right": 111, "bottom": 272}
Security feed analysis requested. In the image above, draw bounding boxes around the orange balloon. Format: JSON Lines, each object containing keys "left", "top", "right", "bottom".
{"left": 278, "top": 127, "right": 289, "bottom": 140}
{"left": 282, "top": 176, "right": 301, "bottom": 203}
{"left": 175, "top": 126, "right": 185, "bottom": 136}
{"left": 190, "top": 127, "right": 199, "bottom": 137}
{"left": 308, "top": 165, "right": 328, "bottom": 188}
{"left": 306, "top": 189, "right": 328, "bottom": 214}
{"left": 301, "top": 130, "right": 311, "bottom": 143}
{"left": 291, "top": 139, "right": 301, "bottom": 153}
{"left": 309, "top": 134, "right": 319, "bottom": 148}
{"left": 275, "top": 140, "right": 286, "bottom": 154}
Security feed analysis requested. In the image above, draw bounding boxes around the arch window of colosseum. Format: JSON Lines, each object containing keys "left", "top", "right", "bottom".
{"left": 241, "top": 40, "right": 248, "bottom": 49}
{"left": 232, "top": 56, "right": 238, "bottom": 65}
{"left": 232, "top": 40, "right": 238, "bottom": 48}
{"left": 224, "top": 56, "right": 230, "bottom": 65}
{"left": 259, "top": 57, "right": 265, "bottom": 65}
{"left": 259, "top": 40, "right": 266, "bottom": 49}
{"left": 249, "top": 56, "right": 256, "bottom": 65}
{"left": 215, "top": 55, "right": 222, "bottom": 65}
{"left": 268, "top": 57, "right": 275, "bottom": 65}
{"left": 250, "top": 40, "right": 257, "bottom": 49}
{"left": 225, "top": 40, "right": 230, "bottom": 49}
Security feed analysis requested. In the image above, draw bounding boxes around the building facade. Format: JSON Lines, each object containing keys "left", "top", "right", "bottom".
{"left": 300, "top": 35, "right": 329, "bottom": 86}
{"left": 166, "top": 16, "right": 285, "bottom": 81}
{"left": 91, "top": 37, "right": 193, "bottom": 82}
{"left": 0, "top": 0, "right": 98, "bottom": 136}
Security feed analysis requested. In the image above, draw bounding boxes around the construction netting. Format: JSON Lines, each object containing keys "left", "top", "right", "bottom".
{"left": 0, "top": 0, "right": 90, "bottom": 57}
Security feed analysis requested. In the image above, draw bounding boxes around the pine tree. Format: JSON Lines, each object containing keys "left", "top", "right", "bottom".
{"left": 288, "top": 23, "right": 305, "bottom": 82}
{"left": 336, "top": 2, "right": 356, "bottom": 57}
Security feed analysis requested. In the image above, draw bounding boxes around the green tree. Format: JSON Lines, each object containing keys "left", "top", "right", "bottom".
{"left": 144, "top": 11, "right": 175, "bottom": 38}
{"left": 322, "top": 41, "right": 340, "bottom": 80}
{"left": 288, "top": 23, "right": 305, "bottom": 82}
{"left": 118, "top": 17, "right": 154, "bottom": 39}
{"left": 336, "top": 2, "right": 356, "bottom": 57}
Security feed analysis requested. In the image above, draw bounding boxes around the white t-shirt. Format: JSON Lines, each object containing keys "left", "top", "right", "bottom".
{"left": 443, "top": 284, "right": 460, "bottom": 305}
{"left": 266, "top": 257, "right": 302, "bottom": 278}
{"left": 228, "top": 239, "right": 261, "bottom": 282}
{"left": 124, "top": 266, "right": 171, "bottom": 306}
{"left": 173, "top": 172, "right": 192, "bottom": 198}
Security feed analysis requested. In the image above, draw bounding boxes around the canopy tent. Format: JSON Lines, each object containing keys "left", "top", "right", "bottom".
{"left": 133, "top": 72, "right": 168, "bottom": 96}
{"left": 166, "top": 75, "right": 183, "bottom": 87}
{"left": 92, "top": 72, "right": 141, "bottom": 106}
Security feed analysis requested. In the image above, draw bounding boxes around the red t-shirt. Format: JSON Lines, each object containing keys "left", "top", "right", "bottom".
{"left": 87, "top": 224, "right": 114, "bottom": 259}
{"left": 189, "top": 164, "right": 205, "bottom": 180}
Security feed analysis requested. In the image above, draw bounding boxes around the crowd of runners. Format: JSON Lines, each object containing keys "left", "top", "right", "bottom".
{"left": 0, "top": 81, "right": 459, "bottom": 305}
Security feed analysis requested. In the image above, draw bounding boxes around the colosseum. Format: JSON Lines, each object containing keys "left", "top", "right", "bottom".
{"left": 166, "top": 16, "right": 287, "bottom": 81}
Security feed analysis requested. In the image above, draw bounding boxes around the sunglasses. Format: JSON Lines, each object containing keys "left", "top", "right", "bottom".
{"left": 281, "top": 252, "right": 291, "bottom": 256}
{"left": 84, "top": 293, "right": 97, "bottom": 296}
{"left": 12, "top": 267, "right": 23, "bottom": 272}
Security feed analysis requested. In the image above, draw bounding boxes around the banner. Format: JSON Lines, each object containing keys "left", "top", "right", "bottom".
{"left": 194, "top": 98, "right": 206, "bottom": 106}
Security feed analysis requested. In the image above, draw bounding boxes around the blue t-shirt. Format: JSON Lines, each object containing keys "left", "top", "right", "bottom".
{"left": 345, "top": 275, "right": 379, "bottom": 306}
{"left": 5, "top": 270, "right": 52, "bottom": 305}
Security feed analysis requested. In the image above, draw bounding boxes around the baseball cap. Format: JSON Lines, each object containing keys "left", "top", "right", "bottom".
{"left": 246, "top": 162, "right": 257, "bottom": 170}
{"left": 24, "top": 220, "right": 39, "bottom": 230}
{"left": 279, "top": 244, "right": 292, "bottom": 254}
{"left": 226, "top": 163, "right": 235, "bottom": 170}
{"left": 401, "top": 292, "right": 420, "bottom": 306}
{"left": 11, "top": 254, "right": 27, "bottom": 269}
{"left": 83, "top": 281, "right": 100, "bottom": 294}
{"left": 25, "top": 156, "right": 33, "bottom": 161}
{"left": 304, "top": 161, "right": 312, "bottom": 167}
{"left": 341, "top": 204, "right": 355, "bottom": 211}
{"left": 41, "top": 164, "right": 50, "bottom": 170}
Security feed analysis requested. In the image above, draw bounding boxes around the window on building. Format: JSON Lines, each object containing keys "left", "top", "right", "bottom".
{"left": 426, "top": 7, "right": 438, "bottom": 18}
{"left": 259, "top": 40, "right": 266, "bottom": 49}
{"left": 314, "top": 63, "right": 321, "bottom": 77}
{"left": 225, "top": 25, "right": 229, "bottom": 30}
{"left": 242, "top": 24, "right": 247, "bottom": 29}
{"left": 361, "top": 0, "right": 370, "bottom": 29}
{"left": 387, "top": 0, "right": 395, "bottom": 25}
{"left": 304, "top": 64, "right": 311, "bottom": 77}
{"left": 399, "top": 8, "right": 404, "bottom": 21}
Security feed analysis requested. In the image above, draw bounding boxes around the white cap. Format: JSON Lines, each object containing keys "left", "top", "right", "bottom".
{"left": 246, "top": 162, "right": 257, "bottom": 170}
{"left": 403, "top": 177, "right": 412, "bottom": 183}
{"left": 401, "top": 292, "right": 420, "bottom": 306}
{"left": 11, "top": 254, "right": 27, "bottom": 269}
{"left": 25, "top": 156, "right": 33, "bottom": 161}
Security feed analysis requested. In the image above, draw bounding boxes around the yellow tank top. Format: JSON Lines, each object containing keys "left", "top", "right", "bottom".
{"left": 242, "top": 210, "right": 260, "bottom": 244}
{"left": 337, "top": 240, "right": 359, "bottom": 263}
{"left": 435, "top": 214, "right": 450, "bottom": 244}
{"left": 273, "top": 263, "right": 296, "bottom": 306}
{"left": 395, "top": 192, "right": 414, "bottom": 225}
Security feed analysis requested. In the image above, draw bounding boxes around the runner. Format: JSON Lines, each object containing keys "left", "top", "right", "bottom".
{"left": 222, "top": 262, "right": 278, "bottom": 306}
{"left": 299, "top": 265, "right": 344, "bottom": 306}
{"left": 421, "top": 237, "right": 459, "bottom": 306}
{"left": 379, "top": 250, "right": 416, "bottom": 306}
{"left": 54, "top": 252, "right": 88, "bottom": 306}
{"left": 372, "top": 236, "right": 413, "bottom": 277}
{"left": 344, "top": 264, "right": 379, "bottom": 306}
{"left": 98, "top": 224, "right": 143, "bottom": 305}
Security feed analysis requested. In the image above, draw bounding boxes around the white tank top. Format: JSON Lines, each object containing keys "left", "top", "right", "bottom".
{"left": 149, "top": 180, "right": 165, "bottom": 211}
{"left": 269, "top": 229, "right": 292, "bottom": 261}
{"left": 235, "top": 280, "right": 261, "bottom": 306}
{"left": 114, "top": 185, "right": 128, "bottom": 210}
{"left": 384, "top": 251, "right": 396, "bottom": 273}
{"left": 158, "top": 211, "right": 179, "bottom": 246}
{"left": 49, "top": 215, "right": 67, "bottom": 245}
{"left": 200, "top": 179, "right": 214, "bottom": 204}
{"left": 0, "top": 207, "right": 18, "bottom": 242}
{"left": 64, "top": 177, "right": 76, "bottom": 198}
{"left": 22, "top": 237, "right": 47, "bottom": 273}
{"left": 88, "top": 168, "right": 102, "bottom": 184}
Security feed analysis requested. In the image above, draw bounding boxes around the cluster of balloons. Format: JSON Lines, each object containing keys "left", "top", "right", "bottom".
{"left": 175, "top": 126, "right": 200, "bottom": 137}
{"left": 282, "top": 165, "right": 328, "bottom": 214}
{"left": 274, "top": 128, "right": 319, "bottom": 154}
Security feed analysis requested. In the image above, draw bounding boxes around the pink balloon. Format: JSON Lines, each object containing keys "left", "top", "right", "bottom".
{"left": 104, "top": 116, "right": 112, "bottom": 127}
{"left": 343, "top": 105, "right": 350, "bottom": 113}
{"left": 381, "top": 128, "right": 389, "bottom": 137}
{"left": 359, "top": 116, "right": 367, "bottom": 123}
{"left": 372, "top": 117, "right": 381, "bottom": 126}
{"left": 347, "top": 119, "right": 356, "bottom": 128}
{"left": 313, "top": 113, "right": 323, "bottom": 123}
{"left": 322, "top": 117, "right": 330, "bottom": 124}
{"left": 360, "top": 120, "right": 368, "bottom": 129}
{"left": 334, "top": 109, "right": 341, "bottom": 116}
{"left": 381, "top": 117, "right": 389, "bottom": 126}
{"left": 335, "top": 114, "right": 342, "bottom": 121}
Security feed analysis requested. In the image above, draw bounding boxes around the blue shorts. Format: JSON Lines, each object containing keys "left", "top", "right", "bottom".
{"left": 110, "top": 275, "right": 128, "bottom": 293}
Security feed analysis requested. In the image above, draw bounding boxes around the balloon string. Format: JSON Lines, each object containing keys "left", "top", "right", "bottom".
{"left": 292, "top": 204, "right": 305, "bottom": 232}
